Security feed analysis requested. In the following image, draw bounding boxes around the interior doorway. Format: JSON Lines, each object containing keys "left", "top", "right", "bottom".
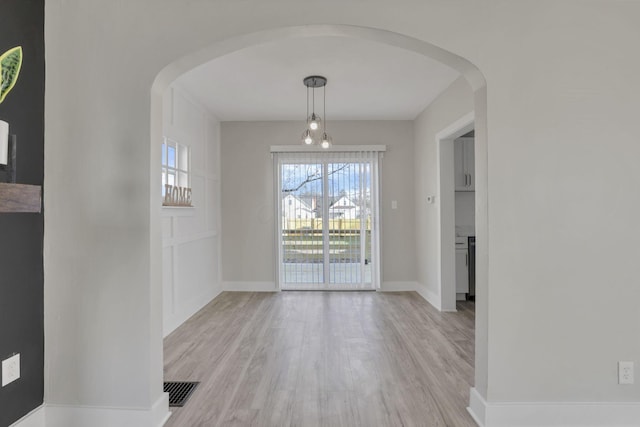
{"left": 151, "top": 24, "right": 489, "bottom": 418}
{"left": 437, "top": 112, "right": 475, "bottom": 311}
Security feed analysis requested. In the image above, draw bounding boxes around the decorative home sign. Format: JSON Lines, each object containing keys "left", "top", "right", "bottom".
{"left": 163, "top": 184, "right": 193, "bottom": 207}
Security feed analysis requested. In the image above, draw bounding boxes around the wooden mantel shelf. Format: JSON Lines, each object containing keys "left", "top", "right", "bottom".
{"left": 0, "top": 182, "right": 42, "bottom": 213}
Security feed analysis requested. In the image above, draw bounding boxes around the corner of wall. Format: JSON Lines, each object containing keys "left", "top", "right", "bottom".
{"left": 413, "top": 282, "right": 442, "bottom": 311}
{"left": 9, "top": 406, "right": 45, "bottom": 427}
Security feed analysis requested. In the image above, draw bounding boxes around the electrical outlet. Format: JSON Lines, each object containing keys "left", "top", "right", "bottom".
{"left": 619, "top": 361, "right": 634, "bottom": 385}
{"left": 2, "top": 353, "right": 20, "bottom": 387}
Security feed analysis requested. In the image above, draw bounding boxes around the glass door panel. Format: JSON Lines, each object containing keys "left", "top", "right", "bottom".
{"left": 279, "top": 157, "right": 376, "bottom": 290}
{"left": 281, "top": 162, "right": 324, "bottom": 287}
{"left": 327, "top": 162, "right": 371, "bottom": 288}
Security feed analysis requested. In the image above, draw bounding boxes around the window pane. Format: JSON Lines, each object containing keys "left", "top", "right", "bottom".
{"left": 161, "top": 142, "right": 166, "bottom": 166}
{"left": 168, "top": 173, "right": 175, "bottom": 186}
{"left": 162, "top": 171, "right": 167, "bottom": 196}
{"left": 168, "top": 146, "right": 176, "bottom": 168}
{"left": 179, "top": 172, "right": 189, "bottom": 187}
{"left": 179, "top": 145, "right": 189, "bottom": 171}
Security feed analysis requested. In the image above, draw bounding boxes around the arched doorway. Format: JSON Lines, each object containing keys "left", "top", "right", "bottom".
{"left": 150, "top": 24, "right": 488, "bottom": 420}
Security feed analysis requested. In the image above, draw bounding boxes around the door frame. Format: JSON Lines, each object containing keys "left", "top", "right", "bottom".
{"left": 272, "top": 145, "right": 384, "bottom": 291}
{"left": 436, "top": 112, "right": 475, "bottom": 311}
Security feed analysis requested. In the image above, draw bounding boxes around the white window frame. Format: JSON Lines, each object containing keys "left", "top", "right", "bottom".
{"left": 162, "top": 137, "right": 191, "bottom": 202}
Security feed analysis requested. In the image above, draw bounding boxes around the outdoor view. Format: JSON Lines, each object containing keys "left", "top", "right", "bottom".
{"left": 280, "top": 161, "right": 373, "bottom": 289}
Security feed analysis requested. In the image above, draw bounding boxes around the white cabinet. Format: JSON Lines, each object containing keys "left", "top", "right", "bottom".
{"left": 455, "top": 248, "right": 469, "bottom": 294}
{"left": 454, "top": 137, "right": 474, "bottom": 191}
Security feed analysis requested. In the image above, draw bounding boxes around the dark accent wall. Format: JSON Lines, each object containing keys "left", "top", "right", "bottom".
{"left": 0, "top": 0, "right": 45, "bottom": 425}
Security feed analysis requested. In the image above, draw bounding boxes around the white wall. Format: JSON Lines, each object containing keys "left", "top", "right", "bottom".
{"left": 414, "top": 77, "right": 475, "bottom": 301}
{"left": 221, "top": 121, "right": 416, "bottom": 289}
{"left": 161, "top": 85, "right": 222, "bottom": 337}
{"left": 43, "top": 1, "right": 640, "bottom": 425}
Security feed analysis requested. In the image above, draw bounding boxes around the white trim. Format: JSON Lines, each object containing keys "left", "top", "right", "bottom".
{"left": 9, "top": 405, "right": 45, "bottom": 427}
{"left": 42, "top": 393, "right": 170, "bottom": 427}
{"left": 468, "top": 387, "right": 487, "bottom": 427}
{"left": 161, "top": 206, "right": 196, "bottom": 217}
{"left": 468, "top": 387, "right": 640, "bottom": 427}
{"left": 414, "top": 282, "right": 445, "bottom": 311}
{"left": 380, "top": 281, "right": 417, "bottom": 291}
{"left": 270, "top": 144, "right": 386, "bottom": 153}
{"left": 162, "top": 230, "right": 218, "bottom": 248}
{"left": 223, "top": 281, "right": 278, "bottom": 292}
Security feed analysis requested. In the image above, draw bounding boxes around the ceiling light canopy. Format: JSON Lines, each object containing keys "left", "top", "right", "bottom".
{"left": 301, "top": 75, "right": 332, "bottom": 148}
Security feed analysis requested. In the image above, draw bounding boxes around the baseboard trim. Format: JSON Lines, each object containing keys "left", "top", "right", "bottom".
{"left": 414, "top": 282, "right": 442, "bottom": 311}
{"left": 10, "top": 405, "right": 45, "bottom": 427}
{"left": 468, "top": 387, "right": 640, "bottom": 426}
{"left": 46, "top": 393, "right": 170, "bottom": 427}
{"left": 223, "top": 281, "right": 278, "bottom": 292}
{"left": 468, "top": 387, "right": 486, "bottom": 426}
{"left": 380, "top": 281, "right": 417, "bottom": 291}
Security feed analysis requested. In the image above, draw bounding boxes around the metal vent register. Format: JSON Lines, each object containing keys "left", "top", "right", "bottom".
{"left": 164, "top": 381, "right": 200, "bottom": 407}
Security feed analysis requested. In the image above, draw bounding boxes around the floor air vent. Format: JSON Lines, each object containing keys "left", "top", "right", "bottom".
{"left": 164, "top": 381, "right": 200, "bottom": 407}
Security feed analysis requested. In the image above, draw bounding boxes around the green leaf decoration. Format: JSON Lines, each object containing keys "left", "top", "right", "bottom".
{"left": 0, "top": 46, "right": 23, "bottom": 104}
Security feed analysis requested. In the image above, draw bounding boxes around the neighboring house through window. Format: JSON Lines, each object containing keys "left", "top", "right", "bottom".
{"left": 162, "top": 137, "right": 190, "bottom": 198}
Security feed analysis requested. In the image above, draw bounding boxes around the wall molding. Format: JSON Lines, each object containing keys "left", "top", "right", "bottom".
{"left": 10, "top": 405, "right": 45, "bottom": 427}
{"left": 223, "top": 281, "right": 278, "bottom": 292}
{"left": 379, "top": 281, "right": 418, "bottom": 292}
{"left": 162, "top": 230, "right": 218, "bottom": 248}
{"left": 11, "top": 394, "right": 170, "bottom": 427}
{"left": 468, "top": 387, "right": 487, "bottom": 426}
{"left": 415, "top": 282, "right": 444, "bottom": 311}
{"left": 45, "top": 393, "right": 170, "bottom": 427}
{"left": 468, "top": 387, "right": 640, "bottom": 427}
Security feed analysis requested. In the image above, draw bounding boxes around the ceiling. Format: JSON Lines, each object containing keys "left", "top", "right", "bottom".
{"left": 175, "top": 36, "right": 460, "bottom": 122}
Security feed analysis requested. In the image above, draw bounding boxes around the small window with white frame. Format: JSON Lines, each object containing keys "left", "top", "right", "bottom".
{"left": 162, "top": 138, "right": 191, "bottom": 204}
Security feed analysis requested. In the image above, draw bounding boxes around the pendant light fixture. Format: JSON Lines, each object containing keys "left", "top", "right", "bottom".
{"left": 301, "top": 75, "right": 332, "bottom": 149}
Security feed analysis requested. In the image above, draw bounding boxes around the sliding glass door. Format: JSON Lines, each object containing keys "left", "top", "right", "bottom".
{"left": 275, "top": 150, "right": 380, "bottom": 290}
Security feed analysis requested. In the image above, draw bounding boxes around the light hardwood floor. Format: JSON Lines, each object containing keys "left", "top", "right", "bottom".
{"left": 163, "top": 291, "right": 476, "bottom": 427}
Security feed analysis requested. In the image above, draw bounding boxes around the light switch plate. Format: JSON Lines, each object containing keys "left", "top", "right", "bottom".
{"left": 2, "top": 353, "right": 20, "bottom": 386}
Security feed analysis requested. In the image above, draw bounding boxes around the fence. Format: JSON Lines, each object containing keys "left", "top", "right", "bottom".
{"left": 282, "top": 218, "right": 371, "bottom": 232}
{"left": 281, "top": 218, "right": 372, "bottom": 264}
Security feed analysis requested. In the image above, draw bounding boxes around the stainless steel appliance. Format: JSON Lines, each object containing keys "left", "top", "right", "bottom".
{"left": 468, "top": 236, "right": 476, "bottom": 300}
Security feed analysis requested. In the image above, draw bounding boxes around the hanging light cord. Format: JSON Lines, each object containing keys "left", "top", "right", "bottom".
{"left": 312, "top": 84, "right": 315, "bottom": 118}
{"left": 323, "top": 84, "right": 327, "bottom": 133}
{"left": 306, "top": 85, "right": 309, "bottom": 122}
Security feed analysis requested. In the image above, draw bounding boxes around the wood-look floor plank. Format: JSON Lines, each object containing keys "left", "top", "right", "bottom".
{"left": 164, "top": 291, "right": 476, "bottom": 427}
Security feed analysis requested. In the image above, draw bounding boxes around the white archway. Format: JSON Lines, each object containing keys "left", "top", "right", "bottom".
{"left": 150, "top": 23, "right": 489, "bottom": 411}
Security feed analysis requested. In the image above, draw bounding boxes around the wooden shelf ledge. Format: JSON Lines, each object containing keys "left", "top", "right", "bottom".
{"left": 0, "top": 183, "right": 42, "bottom": 213}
